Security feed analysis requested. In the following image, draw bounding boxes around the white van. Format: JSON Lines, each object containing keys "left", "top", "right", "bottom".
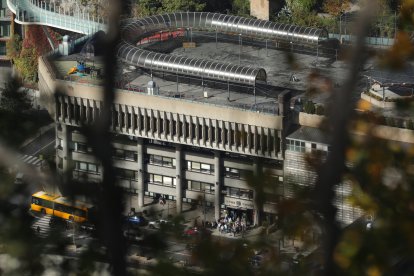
{"left": 14, "top": 172, "right": 24, "bottom": 184}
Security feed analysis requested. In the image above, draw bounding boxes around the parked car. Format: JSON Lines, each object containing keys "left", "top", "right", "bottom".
{"left": 183, "top": 227, "right": 199, "bottom": 236}
{"left": 49, "top": 216, "right": 69, "bottom": 230}
{"left": 125, "top": 215, "right": 147, "bottom": 227}
{"left": 148, "top": 219, "right": 170, "bottom": 229}
{"left": 14, "top": 172, "right": 24, "bottom": 185}
{"left": 123, "top": 228, "right": 143, "bottom": 243}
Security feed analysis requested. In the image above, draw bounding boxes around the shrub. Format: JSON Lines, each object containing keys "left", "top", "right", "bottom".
{"left": 303, "top": 100, "right": 316, "bottom": 114}
{"left": 315, "top": 104, "right": 325, "bottom": 115}
{"left": 406, "top": 119, "right": 414, "bottom": 130}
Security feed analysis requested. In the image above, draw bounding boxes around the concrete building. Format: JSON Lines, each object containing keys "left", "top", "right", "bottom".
{"left": 249, "top": 0, "right": 279, "bottom": 20}
{"left": 284, "top": 126, "right": 363, "bottom": 225}
{"left": 0, "top": 0, "right": 14, "bottom": 59}
{"left": 29, "top": 8, "right": 369, "bottom": 227}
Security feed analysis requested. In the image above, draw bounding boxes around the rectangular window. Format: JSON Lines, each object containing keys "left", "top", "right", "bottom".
{"left": 211, "top": 127, "right": 216, "bottom": 142}
{"left": 75, "top": 105, "right": 80, "bottom": 120}
{"left": 127, "top": 113, "right": 132, "bottom": 129}
{"left": 57, "top": 102, "right": 62, "bottom": 118}
{"left": 114, "top": 111, "right": 119, "bottom": 126}
{"left": 179, "top": 122, "right": 183, "bottom": 137}
{"left": 191, "top": 161, "right": 201, "bottom": 171}
{"left": 185, "top": 122, "right": 190, "bottom": 138}
{"left": 218, "top": 127, "right": 222, "bottom": 143}
{"left": 146, "top": 116, "right": 150, "bottom": 132}
{"left": 200, "top": 163, "right": 211, "bottom": 173}
{"left": 88, "top": 107, "right": 93, "bottom": 122}
{"left": 159, "top": 118, "right": 164, "bottom": 133}
{"left": 125, "top": 151, "right": 137, "bottom": 161}
{"left": 140, "top": 115, "right": 144, "bottom": 131}
{"left": 79, "top": 162, "right": 87, "bottom": 171}
{"left": 69, "top": 103, "right": 75, "bottom": 119}
{"left": 82, "top": 106, "right": 87, "bottom": 122}
{"left": 191, "top": 123, "right": 196, "bottom": 139}
{"left": 153, "top": 118, "right": 157, "bottom": 132}
{"left": 134, "top": 114, "right": 138, "bottom": 130}
{"left": 58, "top": 138, "right": 63, "bottom": 150}
{"left": 58, "top": 157, "right": 63, "bottom": 169}
{"left": 204, "top": 125, "right": 208, "bottom": 140}
{"left": 187, "top": 161, "right": 213, "bottom": 174}
{"left": 166, "top": 119, "right": 170, "bottom": 134}
{"left": 235, "top": 130, "right": 241, "bottom": 147}
{"left": 164, "top": 176, "right": 173, "bottom": 186}
{"left": 154, "top": 174, "right": 162, "bottom": 183}
{"left": 88, "top": 163, "right": 97, "bottom": 173}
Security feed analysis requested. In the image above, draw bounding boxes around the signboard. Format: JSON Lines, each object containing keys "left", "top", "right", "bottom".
{"left": 224, "top": 197, "right": 254, "bottom": 209}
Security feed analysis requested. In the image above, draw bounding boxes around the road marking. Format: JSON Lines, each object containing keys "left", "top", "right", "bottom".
{"left": 32, "top": 139, "right": 56, "bottom": 156}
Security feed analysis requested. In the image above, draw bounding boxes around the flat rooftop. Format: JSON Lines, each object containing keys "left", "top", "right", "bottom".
{"left": 51, "top": 34, "right": 356, "bottom": 115}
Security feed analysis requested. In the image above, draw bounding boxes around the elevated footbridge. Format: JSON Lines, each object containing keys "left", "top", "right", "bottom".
{"left": 7, "top": 0, "right": 330, "bottom": 87}
{"left": 7, "top": 0, "right": 106, "bottom": 34}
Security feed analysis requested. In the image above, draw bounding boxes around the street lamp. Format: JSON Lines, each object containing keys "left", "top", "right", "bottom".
{"left": 238, "top": 34, "right": 242, "bottom": 64}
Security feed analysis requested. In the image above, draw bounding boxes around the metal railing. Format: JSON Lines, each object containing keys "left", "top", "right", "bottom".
{"left": 7, "top": 0, "right": 106, "bottom": 34}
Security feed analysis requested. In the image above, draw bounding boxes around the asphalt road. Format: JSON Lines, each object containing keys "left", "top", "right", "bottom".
{"left": 21, "top": 126, "right": 56, "bottom": 157}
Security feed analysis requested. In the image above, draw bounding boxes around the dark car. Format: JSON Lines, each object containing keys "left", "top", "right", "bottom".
{"left": 49, "top": 216, "right": 69, "bottom": 230}
{"left": 125, "top": 215, "right": 147, "bottom": 227}
{"left": 124, "top": 228, "right": 143, "bottom": 243}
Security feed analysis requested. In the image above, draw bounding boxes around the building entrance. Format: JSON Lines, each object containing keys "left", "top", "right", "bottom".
{"left": 223, "top": 207, "right": 254, "bottom": 226}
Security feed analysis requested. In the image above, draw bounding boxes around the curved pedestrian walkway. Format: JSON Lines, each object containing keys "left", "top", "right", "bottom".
{"left": 7, "top": 0, "right": 106, "bottom": 34}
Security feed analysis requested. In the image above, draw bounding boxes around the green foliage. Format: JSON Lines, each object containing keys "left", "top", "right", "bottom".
{"left": 0, "top": 78, "right": 31, "bottom": 113}
{"left": 286, "top": 0, "right": 317, "bottom": 13}
{"left": 6, "top": 34, "right": 22, "bottom": 60}
{"left": 315, "top": 104, "right": 325, "bottom": 115}
{"left": 0, "top": 78, "right": 51, "bottom": 147}
{"left": 231, "top": 0, "right": 250, "bottom": 16}
{"left": 133, "top": 0, "right": 206, "bottom": 17}
{"left": 406, "top": 119, "right": 414, "bottom": 129}
{"left": 13, "top": 47, "right": 38, "bottom": 83}
{"left": 303, "top": 100, "right": 316, "bottom": 114}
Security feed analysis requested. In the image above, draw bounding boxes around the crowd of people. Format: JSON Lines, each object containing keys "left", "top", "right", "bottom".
{"left": 217, "top": 211, "right": 249, "bottom": 237}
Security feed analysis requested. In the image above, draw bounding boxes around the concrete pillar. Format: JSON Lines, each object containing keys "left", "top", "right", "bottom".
{"left": 214, "top": 151, "right": 221, "bottom": 222}
{"left": 137, "top": 138, "right": 144, "bottom": 208}
{"left": 175, "top": 145, "right": 183, "bottom": 213}
{"left": 60, "top": 124, "right": 70, "bottom": 172}
{"left": 253, "top": 159, "right": 260, "bottom": 226}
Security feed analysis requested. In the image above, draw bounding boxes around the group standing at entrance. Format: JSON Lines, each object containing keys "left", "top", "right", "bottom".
{"left": 217, "top": 210, "right": 249, "bottom": 237}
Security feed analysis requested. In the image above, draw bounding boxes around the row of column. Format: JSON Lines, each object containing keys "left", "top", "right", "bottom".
{"left": 56, "top": 96, "right": 281, "bottom": 159}
{"left": 58, "top": 124, "right": 260, "bottom": 224}
{"left": 134, "top": 138, "right": 259, "bottom": 224}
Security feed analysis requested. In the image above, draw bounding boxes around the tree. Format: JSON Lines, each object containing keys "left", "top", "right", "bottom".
{"left": 160, "top": 0, "right": 206, "bottom": 12}
{"left": 231, "top": 0, "right": 250, "bottom": 16}
{"left": 13, "top": 47, "right": 38, "bottom": 83}
{"left": 285, "top": 0, "right": 317, "bottom": 14}
{"left": 323, "top": 0, "right": 351, "bottom": 16}
{"left": 132, "top": 0, "right": 206, "bottom": 17}
{"left": 6, "top": 34, "right": 22, "bottom": 60}
{"left": 0, "top": 78, "right": 31, "bottom": 113}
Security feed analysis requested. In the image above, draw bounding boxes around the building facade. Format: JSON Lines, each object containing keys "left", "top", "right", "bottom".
{"left": 284, "top": 126, "right": 363, "bottom": 225}
{"left": 0, "top": 0, "right": 14, "bottom": 59}
{"left": 40, "top": 56, "right": 291, "bottom": 226}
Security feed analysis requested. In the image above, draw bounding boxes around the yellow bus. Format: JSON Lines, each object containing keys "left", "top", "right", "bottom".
{"left": 31, "top": 191, "right": 92, "bottom": 223}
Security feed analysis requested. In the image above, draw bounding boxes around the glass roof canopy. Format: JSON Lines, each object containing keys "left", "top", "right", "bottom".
{"left": 119, "top": 12, "right": 328, "bottom": 86}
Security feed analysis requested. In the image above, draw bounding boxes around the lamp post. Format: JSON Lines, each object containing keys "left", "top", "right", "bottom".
{"left": 238, "top": 34, "right": 242, "bottom": 64}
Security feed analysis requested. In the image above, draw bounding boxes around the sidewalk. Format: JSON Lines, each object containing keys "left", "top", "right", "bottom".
{"left": 135, "top": 197, "right": 315, "bottom": 256}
